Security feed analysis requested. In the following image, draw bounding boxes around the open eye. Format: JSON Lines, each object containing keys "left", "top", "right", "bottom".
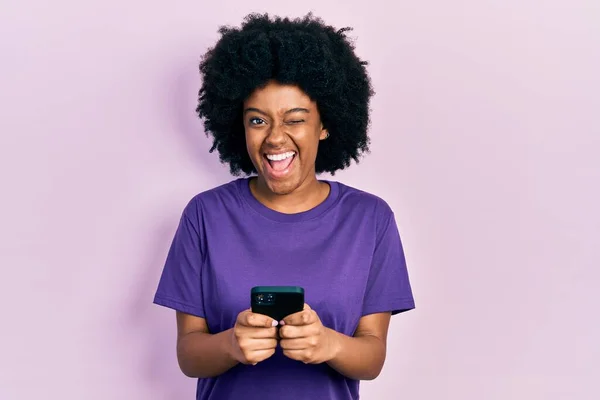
{"left": 249, "top": 117, "right": 265, "bottom": 125}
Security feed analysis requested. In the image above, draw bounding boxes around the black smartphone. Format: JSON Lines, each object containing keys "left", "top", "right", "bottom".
{"left": 250, "top": 286, "right": 305, "bottom": 321}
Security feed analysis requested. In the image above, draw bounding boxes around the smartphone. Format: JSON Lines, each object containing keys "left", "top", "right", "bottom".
{"left": 251, "top": 286, "right": 305, "bottom": 321}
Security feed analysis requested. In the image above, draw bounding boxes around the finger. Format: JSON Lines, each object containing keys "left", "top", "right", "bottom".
{"left": 282, "top": 349, "right": 312, "bottom": 364}
{"left": 236, "top": 309, "right": 252, "bottom": 326}
{"left": 278, "top": 324, "right": 312, "bottom": 339}
{"left": 247, "top": 348, "right": 276, "bottom": 365}
{"left": 245, "top": 338, "right": 278, "bottom": 351}
{"left": 247, "top": 326, "right": 278, "bottom": 339}
{"left": 279, "top": 304, "right": 312, "bottom": 325}
{"left": 279, "top": 338, "right": 308, "bottom": 350}
{"left": 282, "top": 309, "right": 317, "bottom": 326}
{"left": 240, "top": 312, "right": 278, "bottom": 328}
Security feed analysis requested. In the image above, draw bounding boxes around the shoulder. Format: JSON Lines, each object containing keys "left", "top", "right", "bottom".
{"left": 333, "top": 181, "right": 395, "bottom": 221}
{"left": 181, "top": 178, "right": 246, "bottom": 220}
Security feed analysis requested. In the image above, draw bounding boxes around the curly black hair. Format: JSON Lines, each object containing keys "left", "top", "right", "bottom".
{"left": 196, "top": 13, "right": 374, "bottom": 176}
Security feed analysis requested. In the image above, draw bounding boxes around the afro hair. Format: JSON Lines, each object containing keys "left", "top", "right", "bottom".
{"left": 196, "top": 13, "right": 374, "bottom": 176}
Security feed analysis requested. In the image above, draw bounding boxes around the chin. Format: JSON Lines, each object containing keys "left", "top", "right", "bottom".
{"left": 264, "top": 178, "right": 301, "bottom": 196}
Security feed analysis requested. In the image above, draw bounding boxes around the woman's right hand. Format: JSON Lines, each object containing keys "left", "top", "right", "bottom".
{"left": 230, "top": 309, "right": 279, "bottom": 365}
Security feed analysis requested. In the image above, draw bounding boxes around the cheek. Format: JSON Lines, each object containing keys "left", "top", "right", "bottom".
{"left": 299, "top": 132, "right": 321, "bottom": 158}
{"left": 244, "top": 132, "right": 260, "bottom": 154}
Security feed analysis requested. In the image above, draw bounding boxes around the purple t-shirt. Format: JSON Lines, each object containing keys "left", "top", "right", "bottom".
{"left": 154, "top": 178, "right": 415, "bottom": 400}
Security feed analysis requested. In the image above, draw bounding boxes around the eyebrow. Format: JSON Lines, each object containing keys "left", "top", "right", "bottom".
{"left": 243, "top": 107, "right": 310, "bottom": 116}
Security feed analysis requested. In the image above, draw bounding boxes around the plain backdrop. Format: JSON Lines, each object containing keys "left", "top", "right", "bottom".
{"left": 1, "top": 0, "right": 599, "bottom": 399}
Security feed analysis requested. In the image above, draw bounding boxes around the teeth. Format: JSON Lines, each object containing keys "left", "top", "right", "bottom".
{"left": 266, "top": 151, "right": 295, "bottom": 161}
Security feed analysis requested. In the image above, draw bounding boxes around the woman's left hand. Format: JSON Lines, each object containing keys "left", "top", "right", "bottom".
{"left": 279, "top": 303, "right": 340, "bottom": 364}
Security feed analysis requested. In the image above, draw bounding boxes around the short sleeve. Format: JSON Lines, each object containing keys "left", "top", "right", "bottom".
{"left": 362, "top": 211, "right": 415, "bottom": 316}
{"left": 153, "top": 200, "right": 206, "bottom": 318}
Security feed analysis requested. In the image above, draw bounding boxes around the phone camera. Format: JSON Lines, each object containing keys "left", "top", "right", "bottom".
{"left": 255, "top": 293, "right": 275, "bottom": 304}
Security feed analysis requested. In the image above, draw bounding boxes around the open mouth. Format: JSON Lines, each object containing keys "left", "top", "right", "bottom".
{"left": 264, "top": 151, "right": 296, "bottom": 175}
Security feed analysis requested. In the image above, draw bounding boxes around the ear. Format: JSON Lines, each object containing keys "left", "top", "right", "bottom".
{"left": 319, "top": 127, "right": 329, "bottom": 140}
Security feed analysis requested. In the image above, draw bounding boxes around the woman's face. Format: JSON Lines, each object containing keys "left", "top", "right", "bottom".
{"left": 243, "top": 81, "right": 328, "bottom": 195}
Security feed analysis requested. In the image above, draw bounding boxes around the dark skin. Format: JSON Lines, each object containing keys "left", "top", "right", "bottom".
{"left": 176, "top": 81, "right": 391, "bottom": 380}
{"left": 243, "top": 81, "right": 330, "bottom": 213}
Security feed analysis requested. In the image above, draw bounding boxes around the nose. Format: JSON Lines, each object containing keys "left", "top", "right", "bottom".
{"left": 265, "top": 123, "right": 287, "bottom": 146}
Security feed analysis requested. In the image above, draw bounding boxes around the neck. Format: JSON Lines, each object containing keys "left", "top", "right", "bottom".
{"left": 250, "top": 175, "right": 329, "bottom": 214}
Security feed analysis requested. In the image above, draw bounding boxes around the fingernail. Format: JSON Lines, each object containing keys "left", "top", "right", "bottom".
{"left": 271, "top": 320, "right": 279, "bottom": 327}
{"left": 279, "top": 320, "right": 285, "bottom": 326}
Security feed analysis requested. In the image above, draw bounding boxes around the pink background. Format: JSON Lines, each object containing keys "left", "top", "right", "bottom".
{"left": 1, "top": 0, "right": 599, "bottom": 399}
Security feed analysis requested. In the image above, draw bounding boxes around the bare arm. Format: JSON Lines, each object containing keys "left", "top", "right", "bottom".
{"left": 280, "top": 305, "right": 391, "bottom": 381}
{"left": 175, "top": 312, "right": 239, "bottom": 378}
{"left": 325, "top": 312, "right": 391, "bottom": 380}
{"left": 175, "top": 310, "right": 279, "bottom": 378}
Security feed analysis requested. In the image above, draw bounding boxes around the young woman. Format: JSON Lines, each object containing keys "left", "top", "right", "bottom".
{"left": 154, "top": 13, "right": 415, "bottom": 400}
